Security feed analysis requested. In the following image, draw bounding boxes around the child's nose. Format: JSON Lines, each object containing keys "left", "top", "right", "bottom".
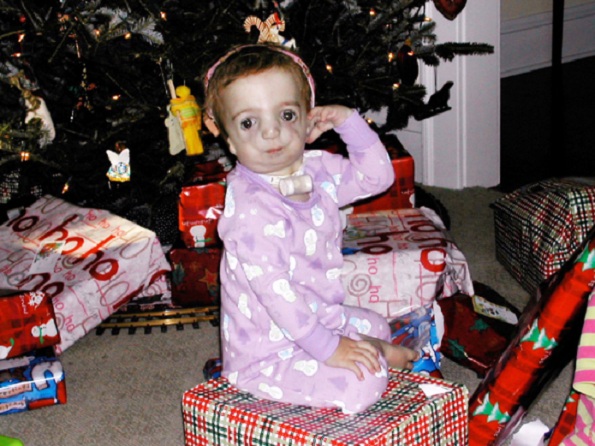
{"left": 262, "top": 119, "right": 280, "bottom": 139}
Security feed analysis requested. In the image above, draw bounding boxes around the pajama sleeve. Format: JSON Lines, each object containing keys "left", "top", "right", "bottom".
{"left": 324, "top": 112, "right": 395, "bottom": 208}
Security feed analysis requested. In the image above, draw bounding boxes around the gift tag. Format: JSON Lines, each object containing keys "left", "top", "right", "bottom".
{"left": 29, "top": 241, "right": 64, "bottom": 275}
{"left": 419, "top": 383, "right": 452, "bottom": 397}
{"left": 472, "top": 294, "right": 519, "bottom": 325}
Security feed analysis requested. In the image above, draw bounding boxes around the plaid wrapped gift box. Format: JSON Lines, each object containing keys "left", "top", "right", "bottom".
{"left": 182, "top": 369, "right": 468, "bottom": 446}
{"left": 492, "top": 178, "right": 595, "bottom": 294}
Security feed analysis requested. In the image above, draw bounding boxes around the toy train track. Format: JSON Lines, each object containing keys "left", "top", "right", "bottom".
{"left": 96, "top": 306, "right": 219, "bottom": 335}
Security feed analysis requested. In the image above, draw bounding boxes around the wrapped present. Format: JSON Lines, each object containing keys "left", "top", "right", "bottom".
{"left": 185, "top": 157, "right": 233, "bottom": 185}
{"left": 178, "top": 180, "right": 226, "bottom": 249}
{"left": 438, "top": 282, "right": 520, "bottom": 377}
{"left": 468, "top": 227, "right": 595, "bottom": 446}
{"left": 0, "top": 347, "right": 66, "bottom": 415}
{"left": 549, "top": 276, "right": 595, "bottom": 445}
{"left": 341, "top": 208, "right": 473, "bottom": 320}
{"left": 492, "top": 177, "right": 595, "bottom": 294}
{"left": 168, "top": 247, "right": 222, "bottom": 307}
{"left": 0, "top": 195, "right": 171, "bottom": 354}
{"left": 182, "top": 369, "right": 468, "bottom": 446}
{"left": 0, "top": 290, "right": 60, "bottom": 360}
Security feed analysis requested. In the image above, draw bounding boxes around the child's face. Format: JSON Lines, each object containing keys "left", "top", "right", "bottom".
{"left": 220, "top": 68, "right": 310, "bottom": 177}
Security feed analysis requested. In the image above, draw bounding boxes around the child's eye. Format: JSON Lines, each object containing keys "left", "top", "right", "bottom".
{"left": 240, "top": 118, "right": 254, "bottom": 130}
{"left": 281, "top": 110, "right": 297, "bottom": 122}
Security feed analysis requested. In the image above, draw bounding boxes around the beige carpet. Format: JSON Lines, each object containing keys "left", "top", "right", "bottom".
{"left": 0, "top": 186, "right": 575, "bottom": 445}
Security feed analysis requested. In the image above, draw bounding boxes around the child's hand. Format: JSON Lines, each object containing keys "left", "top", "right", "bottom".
{"left": 325, "top": 336, "right": 382, "bottom": 381}
{"left": 306, "top": 105, "right": 354, "bottom": 144}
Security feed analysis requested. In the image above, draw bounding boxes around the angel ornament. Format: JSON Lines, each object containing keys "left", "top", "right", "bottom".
{"left": 106, "top": 142, "right": 131, "bottom": 182}
{"left": 244, "top": 13, "right": 296, "bottom": 49}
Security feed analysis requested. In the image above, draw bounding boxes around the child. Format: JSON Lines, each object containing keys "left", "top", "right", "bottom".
{"left": 204, "top": 43, "right": 418, "bottom": 414}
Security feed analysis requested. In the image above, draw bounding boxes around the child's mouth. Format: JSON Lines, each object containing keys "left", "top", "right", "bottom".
{"left": 267, "top": 148, "right": 282, "bottom": 154}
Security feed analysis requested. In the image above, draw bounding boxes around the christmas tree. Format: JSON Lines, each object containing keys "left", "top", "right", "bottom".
{"left": 0, "top": 0, "right": 492, "bottom": 240}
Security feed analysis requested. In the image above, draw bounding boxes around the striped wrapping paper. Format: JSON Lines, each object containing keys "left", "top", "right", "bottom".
{"left": 182, "top": 369, "right": 468, "bottom": 446}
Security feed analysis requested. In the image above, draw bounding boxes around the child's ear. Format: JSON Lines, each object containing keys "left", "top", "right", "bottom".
{"left": 227, "top": 139, "right": 237, "bottom": 155}
{"left": 203, "top": 115, "right": 220, "bottom": 138}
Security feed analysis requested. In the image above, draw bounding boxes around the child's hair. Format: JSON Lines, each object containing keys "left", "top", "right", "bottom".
{"left": 204, "top": 44, "right": 315, "bottom": 138}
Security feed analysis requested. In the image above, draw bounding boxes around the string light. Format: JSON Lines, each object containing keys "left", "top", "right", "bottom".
{"left": 369, "top": 8, "right": 376, "bottom": 16}
{"left": 160, "top": 11, "right": 167, "bottom": 20}
{"left": 388, "top": 52, "right": 395, "bottom": 62}
{"left": 18, "top": 33, "right": 25, "bottom": 43}
{"left": 112, "top": 94, "right": 121, "bottom": 101}
{"left": 62, "top": 177, "right": 72, "bottom": 194}
{"left": 20, "top": 151, "right": 30, "bottom": 161}
{"left": 12, "top": 52, "right": 22, "bottom": 58}
{"left": 392, "top": 83, "right": 400, "bottom": 90}
{"left": 325, "top": 64, "right": 333, "bottom": 74}
{"left": 124, "top": 32, "right": 132, "bottom": 40}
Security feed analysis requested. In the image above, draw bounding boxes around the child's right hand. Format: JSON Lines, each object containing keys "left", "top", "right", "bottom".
{"left": 324, "top": 336, "right": 382, "bottom": 381}
{"left": 306, "top": 105, "right": 354, "bottom": 144}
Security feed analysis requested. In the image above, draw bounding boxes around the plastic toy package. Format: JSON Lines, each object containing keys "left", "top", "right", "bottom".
{"left": 0, "top": 347, "right": 66, "bottom": 415}
{"left": 389, "top": 304, "right": 442, "bottom": 377}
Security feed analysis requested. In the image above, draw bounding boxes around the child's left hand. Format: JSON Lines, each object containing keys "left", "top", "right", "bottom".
{"left": 306, "top": 105, "right": 354, "bottom": 144}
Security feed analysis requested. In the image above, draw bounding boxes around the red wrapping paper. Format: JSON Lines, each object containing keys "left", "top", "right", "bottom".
{"left": 351, "top": 153, "right": 415, "bottom": 213}
{"left": 438, "top": 283, "right": 519, "bottom": 377}
{"left": 549, "top": 389, "right": 580, "bottom": 445}
{"left": 178, "top": 180, "right": 226, "bottom": 249}
{"left": 0, "top": 290, "right": 60, "bottom": 360}
{"left": 169, "top": 247, "right": 222, "bottom": 307}
{"left": 468, "top": 229, "right": 595, "bottom": 445}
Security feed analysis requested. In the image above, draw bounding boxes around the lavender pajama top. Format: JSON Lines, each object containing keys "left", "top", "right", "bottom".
{"left": 218, "top": 112, "right": 395, "bottom": 413}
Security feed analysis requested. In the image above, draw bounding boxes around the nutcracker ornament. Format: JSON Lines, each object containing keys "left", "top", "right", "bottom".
{"left": 169, "top": 83, "right": 204, "bottom": 156}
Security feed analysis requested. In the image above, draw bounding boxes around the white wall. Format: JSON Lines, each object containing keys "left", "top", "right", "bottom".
{"left": 393, "top": 0, "right": 501, "bottom": 189}
{"left": 392, "top": 0, "right": 595, "bottom": 189}
{"left": 501, "top": 0, "right": 595, "bottom": 76}
{"left": 502, "top": 0, "right": 594, "bottom": 21}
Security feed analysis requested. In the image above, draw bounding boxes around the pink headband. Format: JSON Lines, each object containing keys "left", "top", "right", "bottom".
{"left": 204, "top": 44, "right": 316, "bottom": 109}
